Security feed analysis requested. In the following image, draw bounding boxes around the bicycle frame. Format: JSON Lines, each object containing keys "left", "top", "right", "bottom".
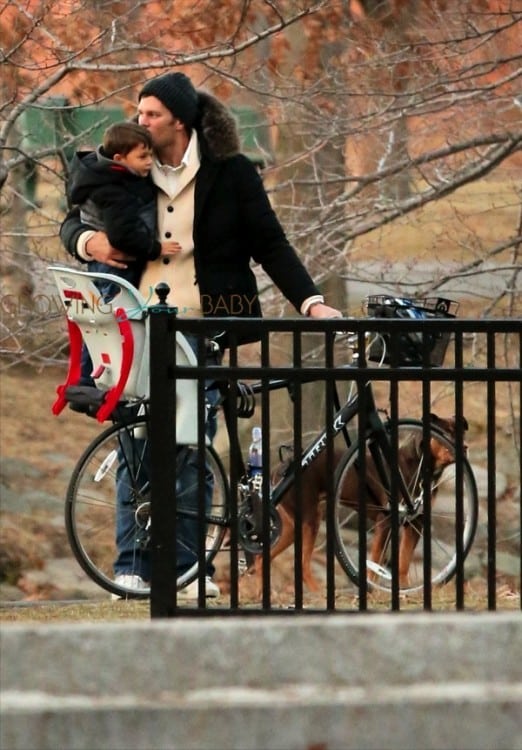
{"left": 218, "top": 373, "right": 418, "bottom": 520}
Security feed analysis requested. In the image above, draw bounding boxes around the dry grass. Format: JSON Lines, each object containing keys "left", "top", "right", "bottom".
{"left": 1, "top": 580, "right": 519, "bottom": 623}
{"left": 0, "top": 600, "right": 151, "bottom": 623}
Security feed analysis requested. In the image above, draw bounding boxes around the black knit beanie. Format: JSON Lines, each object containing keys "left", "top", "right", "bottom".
{"left": 139, "top": 72, "right": 199, "bottom": 127}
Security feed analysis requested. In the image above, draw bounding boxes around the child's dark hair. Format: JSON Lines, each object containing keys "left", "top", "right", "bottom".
{"left": 102, "top": 122, "right": 153, "bottom": 158}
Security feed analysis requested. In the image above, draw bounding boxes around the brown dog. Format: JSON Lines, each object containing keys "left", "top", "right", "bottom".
{"left": 251, "top": 413, "right": 468, "bottom": 592}
{"left": 251, "top": 445, "right": 345, "bottom": 593}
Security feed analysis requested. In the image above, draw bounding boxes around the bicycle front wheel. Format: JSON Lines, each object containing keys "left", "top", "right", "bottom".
{"left": 65, "top": 417, "right": 229, "bottom": 600}
{"left": 333, "top": 419, "right": 479, "bottom": 594}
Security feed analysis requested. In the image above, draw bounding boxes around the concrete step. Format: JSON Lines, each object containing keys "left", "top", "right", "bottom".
{"left": 1, "top": 612, "right": 521, "bottom": 750}
{"left": 2, "top": 681, "right": 522, "bottom": 750}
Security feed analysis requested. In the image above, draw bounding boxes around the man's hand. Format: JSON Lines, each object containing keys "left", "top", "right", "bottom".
{"left": 308, "top": 302, "right": 342, "bottom": 319}
{"left": 85, "top": 232, "right": 133, "bottom": 269}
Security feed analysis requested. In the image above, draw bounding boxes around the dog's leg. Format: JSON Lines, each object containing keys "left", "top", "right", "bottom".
{"left": 251, "top": 503, "right": 295, "bottom": 599}
{"left": 300, "top": 505, "right": 322, "bottom": 592}
{"left": 368, "top": 512, "right": 390, "bottom": 583}
{"left": 252, "top": 497, "right": 323, "bottom": 595}
{"left": 398, "top": 519, "right": 423, "bottom": 588}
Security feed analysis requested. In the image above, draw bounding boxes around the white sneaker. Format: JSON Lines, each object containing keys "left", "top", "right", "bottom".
{"left": 111, "top": 574, "right": 148, "bottom": 600}
{"left": 177, "top": 576, "right": 220, "bottom": 601}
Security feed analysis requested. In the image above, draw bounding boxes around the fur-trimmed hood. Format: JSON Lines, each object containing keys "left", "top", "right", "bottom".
{"left": 196, "top": 91, "right": 241, "bottom": 162}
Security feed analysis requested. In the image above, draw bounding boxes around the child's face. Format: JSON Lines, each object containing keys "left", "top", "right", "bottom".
{"left": 115, "top": 142, "right": 153, "bottom": 177}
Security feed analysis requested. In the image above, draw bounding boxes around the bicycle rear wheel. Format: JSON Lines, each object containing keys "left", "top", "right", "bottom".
{"left": 65, "top": 417, "right": 229, "bottom": 599}
{"left": 333, "top": 419, "right": 478, "bottom": 594}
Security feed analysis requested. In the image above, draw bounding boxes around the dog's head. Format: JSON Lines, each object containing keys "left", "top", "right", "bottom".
{"left": 428, "top": 413, "right": 469, "bottom": 467}
{"left": 408, "top": 414, "right": 468, "bottom": 471}
{"left": 430, "top": 413, "right": 469, "bottom": 439}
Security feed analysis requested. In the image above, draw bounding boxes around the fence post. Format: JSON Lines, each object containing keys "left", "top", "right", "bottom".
{"left": 149, "top": 283, "right": 178, "bottom": 617}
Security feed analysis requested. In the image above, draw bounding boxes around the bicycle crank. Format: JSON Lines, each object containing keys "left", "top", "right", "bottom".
{"left": 238, "top": 490, "right": 282, "bottom": 554}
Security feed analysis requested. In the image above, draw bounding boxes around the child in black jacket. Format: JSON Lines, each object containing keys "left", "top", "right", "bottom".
{"left": 68, "top": 120, "right": 178, "bottom": 292}
{"left": 67, "top": 121, "right": 176, "bottom": 384}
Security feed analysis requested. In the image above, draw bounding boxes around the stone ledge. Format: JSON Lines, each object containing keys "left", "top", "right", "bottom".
{"left": 2, "top": 682, "right": 521, "bottom": 750}
{"left": 2, "top": 612, "right": 521, "bottom": 694}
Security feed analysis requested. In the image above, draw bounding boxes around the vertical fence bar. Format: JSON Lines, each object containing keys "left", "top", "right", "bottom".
{"left": 388, "top": 368, "right": 400, "bottom": 611}
{"left": 390, "top": 328, "right": 403, "bottom": 611}
{"left": 260, "top": 329, "right": 272, "bottom": 611}
{"left": 421, "top": 366, "right": 433, "bottom": 612}
{"left": 518, "top": 329, "right": 522, "bottom": 611}
{"left": 195, "top": 334, "right": 209, "bottom": 608}
{"left": 357, "top": 329, "right": 368, "bottom": 611}
{"left": 454, "top": 329, "right": 465, "bottom": 610}
{"left": 486, "top": 330, "right": 497, "bottom": 611}
{"left": 292, "top": 329, "right": 304, "bottom": 611}
{"left": 226, "top": 335, "right": 241, "bottom": 610}
{"left": 324, "top": 330, "right": 336, "bottom": 612}
{"left": 149, "top": 289, "right": 178, "bottom": 618}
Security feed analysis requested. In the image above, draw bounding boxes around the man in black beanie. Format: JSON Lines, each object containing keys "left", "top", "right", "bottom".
{"left": 60, "top": 70, "right": 341, "bottom": 601}
{"left": 139, "top": 72, "right": 199, "bottom": 128}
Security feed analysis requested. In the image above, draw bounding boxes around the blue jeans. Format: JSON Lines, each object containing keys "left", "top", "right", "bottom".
{"left": 113, "top": 336, "right": 220, "bottom": 580}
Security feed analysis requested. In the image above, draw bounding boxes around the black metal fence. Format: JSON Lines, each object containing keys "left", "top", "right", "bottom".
{"left": 148, "top": 309, "right": 521, "bottom": 617}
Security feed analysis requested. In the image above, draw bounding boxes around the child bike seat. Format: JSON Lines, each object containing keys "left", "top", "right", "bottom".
{"left": 48, "top": 265, "right": 200, "bottom": 443}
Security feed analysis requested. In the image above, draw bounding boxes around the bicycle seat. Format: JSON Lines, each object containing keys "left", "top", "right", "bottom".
{"left": 49, "top": 266, "right": 201, "bottom": 441}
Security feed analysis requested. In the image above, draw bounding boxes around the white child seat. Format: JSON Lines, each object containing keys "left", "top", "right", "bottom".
{"left": 49, "top": 265, "right": 200, "bottom": 443}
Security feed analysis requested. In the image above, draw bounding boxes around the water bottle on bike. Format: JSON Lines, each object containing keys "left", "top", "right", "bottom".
{"left": 247, "top": 426, "right": 263, "bottom": 478}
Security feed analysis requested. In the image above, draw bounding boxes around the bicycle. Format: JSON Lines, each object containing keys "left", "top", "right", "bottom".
{"left": 50, "top": 266, "right": 479, "bottom": 599}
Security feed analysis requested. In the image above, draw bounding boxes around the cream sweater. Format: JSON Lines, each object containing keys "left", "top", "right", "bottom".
{"left": 138, "top": 136, "right": 201, "bottom": 315}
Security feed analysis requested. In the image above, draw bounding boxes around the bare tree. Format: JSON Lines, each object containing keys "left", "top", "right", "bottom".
{"left": 251, "top": 1, "right": 522, "bottom": 315}
{"left": 1, "top": 0, "right": 520, "bottom": 369}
